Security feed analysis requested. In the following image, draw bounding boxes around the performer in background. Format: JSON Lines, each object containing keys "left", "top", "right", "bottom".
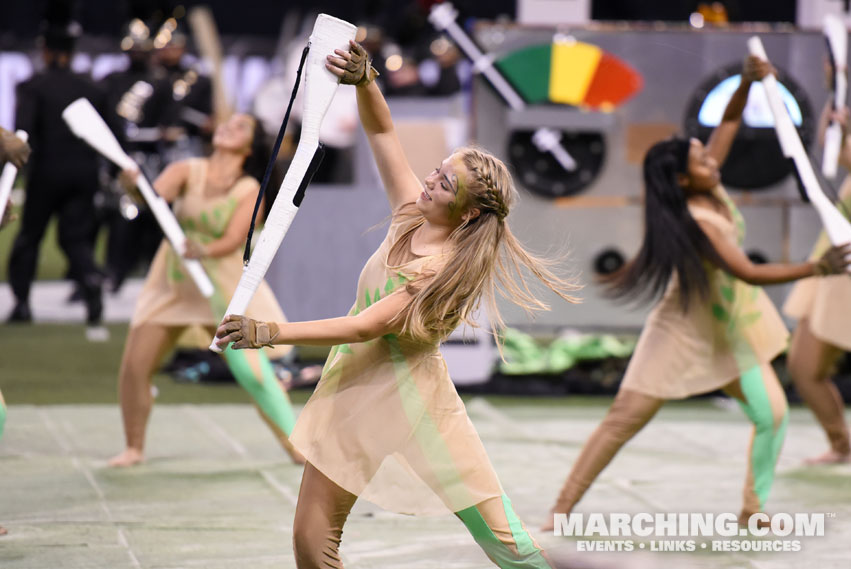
{"left": 109, "top": 113, "right": 301, "bottom": 467}
{"left": 98, "top": 18, "right": 171, "bottom": 292}
{"left": 7, "top": 15, "right": 107, "bottom": 335}
{"left": 216, "top": 41, "right": 581, "bottom": 569}
{"left": 153, "top": 21, "right": 214, "bottom": 164}
{"left": 783, "top": 96, "right": 851, "bottom": 465}
{"left": 545, "top": 56, "right": 851, "bottom": 529}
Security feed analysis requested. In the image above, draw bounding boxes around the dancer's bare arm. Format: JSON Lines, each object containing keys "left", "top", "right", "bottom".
{"left": 326, "top": 41, "right": 421, "bottom": 212}
{"left": 697, "top": 218, "right": 851, "bottom": 284}
{"left": 215, "top": 289, "right": 412, "bottom": 349}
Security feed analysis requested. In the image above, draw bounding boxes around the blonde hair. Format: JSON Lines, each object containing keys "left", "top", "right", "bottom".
{"left": 390, "top": 146, "right": 580, "bottom": 349}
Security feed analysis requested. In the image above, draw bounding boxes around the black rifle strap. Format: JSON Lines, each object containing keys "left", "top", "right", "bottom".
{"left": 243, "top": 45, "right": 310, "bottom": 264}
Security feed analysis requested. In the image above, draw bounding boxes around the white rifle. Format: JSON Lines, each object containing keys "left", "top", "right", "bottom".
{"left": 62, "top": 98, "right": 215, "bottom": 296}
{"left": 822, "top": 14, "right": 847, "bottom": 179}
{"left": 748, "top": 37, "right": 851, "bottom": 267}
{"left": 209, "top": 14, "right": 357, "bottom": 352}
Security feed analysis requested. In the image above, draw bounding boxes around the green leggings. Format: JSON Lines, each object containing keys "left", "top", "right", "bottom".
{"left": 457, "top": 495, "right": 552, "bottom": 568}
{"left": 223, "top": 348, "right": 297, "bottom": 436}
{"left": 736, "top": 364, "right": 789, "bottom": 513}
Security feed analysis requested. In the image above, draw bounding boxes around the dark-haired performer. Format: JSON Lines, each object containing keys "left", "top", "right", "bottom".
{"left": 544, "top": 56, "right": 851, "bottom": 529}
{"left": 109, "top": 113, "right": 301, "bottom": 467}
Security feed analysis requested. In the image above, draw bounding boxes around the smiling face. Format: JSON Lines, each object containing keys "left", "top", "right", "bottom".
{"left": 679, "top": 138, "right": 720, "bottom": 193}
{"left": 416, "top": 153, "right": 473, "bottom": 227}
{"left": 212, "top": 114, "right": 255, "bottom": 156}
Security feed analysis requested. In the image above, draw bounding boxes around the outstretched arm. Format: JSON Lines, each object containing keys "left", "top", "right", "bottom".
{"left": 706, "top": 55, "right": 774, "bottom": 167}
{"left": 326, "top": 41, "right": 422, "bottom": 212}
{"left": 696, "top": 218, "right": 851, "bottom": 285}
{"left": 215, "top": 288, "right": 412, "bottom": 349}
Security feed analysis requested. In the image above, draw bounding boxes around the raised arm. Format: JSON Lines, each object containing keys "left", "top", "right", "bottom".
{"left": 326, "top": 41, "right": 422, "bottom": 212}
{"left": 214, "top": 288, "right": 411, "bottom": 349}
{"left": 706, "top": 56, "right": 774, "bottom": 167}
{"left": 696, "top": 218, "right": 851, "bottom": 285}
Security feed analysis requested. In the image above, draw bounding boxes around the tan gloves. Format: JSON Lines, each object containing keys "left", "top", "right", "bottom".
{"left": 815, "top": 243, "right": 851, "bottom": 276}
{"left": 182, "top": 238, "right": 207, "bottom": 259}
{"left": 328, "top": 40, "right": 379, "bottom": 87}
{"left": 216, "top": 314, "right": 280, "bottom": 350}
{"left": 0, "top": 128, "right": 31, "bottom": 169}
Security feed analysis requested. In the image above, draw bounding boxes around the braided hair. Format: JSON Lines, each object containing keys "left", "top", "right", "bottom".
{"left": 392, "top": 146, "right": 580, "bottom": 347}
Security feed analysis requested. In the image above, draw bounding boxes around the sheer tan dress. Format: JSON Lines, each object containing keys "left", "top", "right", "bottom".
{"left": 290, "top": 211, "right": 505, "bottom": 515}
{"left": 130, "top": 158, "right": 290, "bottom": 359}
{"left": 621, "top": 187, "right": 789, "bottom": 399}
{"left": 784, "top": 177, "right": 851, "bottom": 351}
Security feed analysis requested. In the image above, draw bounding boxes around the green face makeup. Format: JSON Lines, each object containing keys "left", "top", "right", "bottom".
{"left": 446, "top": 158, "right": 467, "bottom": 220}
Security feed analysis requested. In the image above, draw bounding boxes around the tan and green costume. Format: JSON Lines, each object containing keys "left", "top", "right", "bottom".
{"left": 130, "top": 158, "right": 296, "bottom": 438}
{"left": 783, "top": 176, "right": 851, "bottom": 457}
{"left": 553, "top": 186, "right": 789, "bottom": 519}
{"left": 290, "top": 207, "right": 552, "bottom": 568}
{"left": 784, "top": 176, "right": 851, "bottom": 351}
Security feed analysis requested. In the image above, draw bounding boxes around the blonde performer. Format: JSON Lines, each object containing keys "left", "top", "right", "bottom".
{"left": 215, "top": 40, "right": 581, "bottom": 568}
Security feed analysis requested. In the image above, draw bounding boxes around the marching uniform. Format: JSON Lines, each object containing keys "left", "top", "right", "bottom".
{"left": 8, "top": 65, "right": 108, "bottom": 324}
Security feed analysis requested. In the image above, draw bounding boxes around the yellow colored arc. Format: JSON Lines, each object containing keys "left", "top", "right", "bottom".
{"left": 549, "top": 41, "right": 602, "bottom": 105}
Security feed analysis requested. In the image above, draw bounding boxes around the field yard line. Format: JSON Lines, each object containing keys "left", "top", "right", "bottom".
{"left": 345, "top": 534, "right": 476, "bottom": 562}
{"left": 608, "top": 477, "right": 671, "bottom": 512}
{"left": 465, "top": 397, "right": 602, "bottom": 448}
{"left": 183, "top": 404, "right": 249, "bottom": 458}
{"left": 154, "top": 553, "right": 292, "bottom": 568}
{"left": 183, "top": 406, "right": 301, "bottom": 515}
{"left": 655, "top": 419, "right": 728, "bottom": 459}
{"left": 37, "top": 408, "right": 143, "bottom": 569}
{"left": 258, "top": 469, "right": 298, "bottom": 506}
{"left": 466, "top": 396, "right": 554, "bottom": 442}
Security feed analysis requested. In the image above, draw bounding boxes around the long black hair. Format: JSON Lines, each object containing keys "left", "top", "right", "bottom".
{"left": 240, "top": 117, "right": 277, "bottom": 221}
{"left": 605, "top": 138, "right": 723, "bottom": 311}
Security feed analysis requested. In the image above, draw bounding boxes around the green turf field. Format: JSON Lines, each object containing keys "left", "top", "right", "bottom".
{"left": 0, "top": 323, "right": 312, "bottom": 406}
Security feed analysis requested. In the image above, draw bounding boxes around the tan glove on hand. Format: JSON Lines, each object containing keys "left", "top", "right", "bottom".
{"left": 0, "top": 128, "right": 31, "bottom": 169}
{"left": 217, "top": 315, "right": 280, "bottom": 350}
{"left": 815, "top": 243, "right": 851, "bottom": 275}
{"left": 182, "top": 238, "right": 208, "bottom": 259}
{"left": 338, "top": 40, "right": 379, "bottom": 87}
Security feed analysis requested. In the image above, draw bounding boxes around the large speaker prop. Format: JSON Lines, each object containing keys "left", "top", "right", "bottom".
{"left": 472, "top": 25, "right": 828, "bottom": 332}
{"left": 493, "top": 37, "right": 641, "bottom": 198}
{"left": 431, "top": 3, "right": 642, "bottom": 201}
